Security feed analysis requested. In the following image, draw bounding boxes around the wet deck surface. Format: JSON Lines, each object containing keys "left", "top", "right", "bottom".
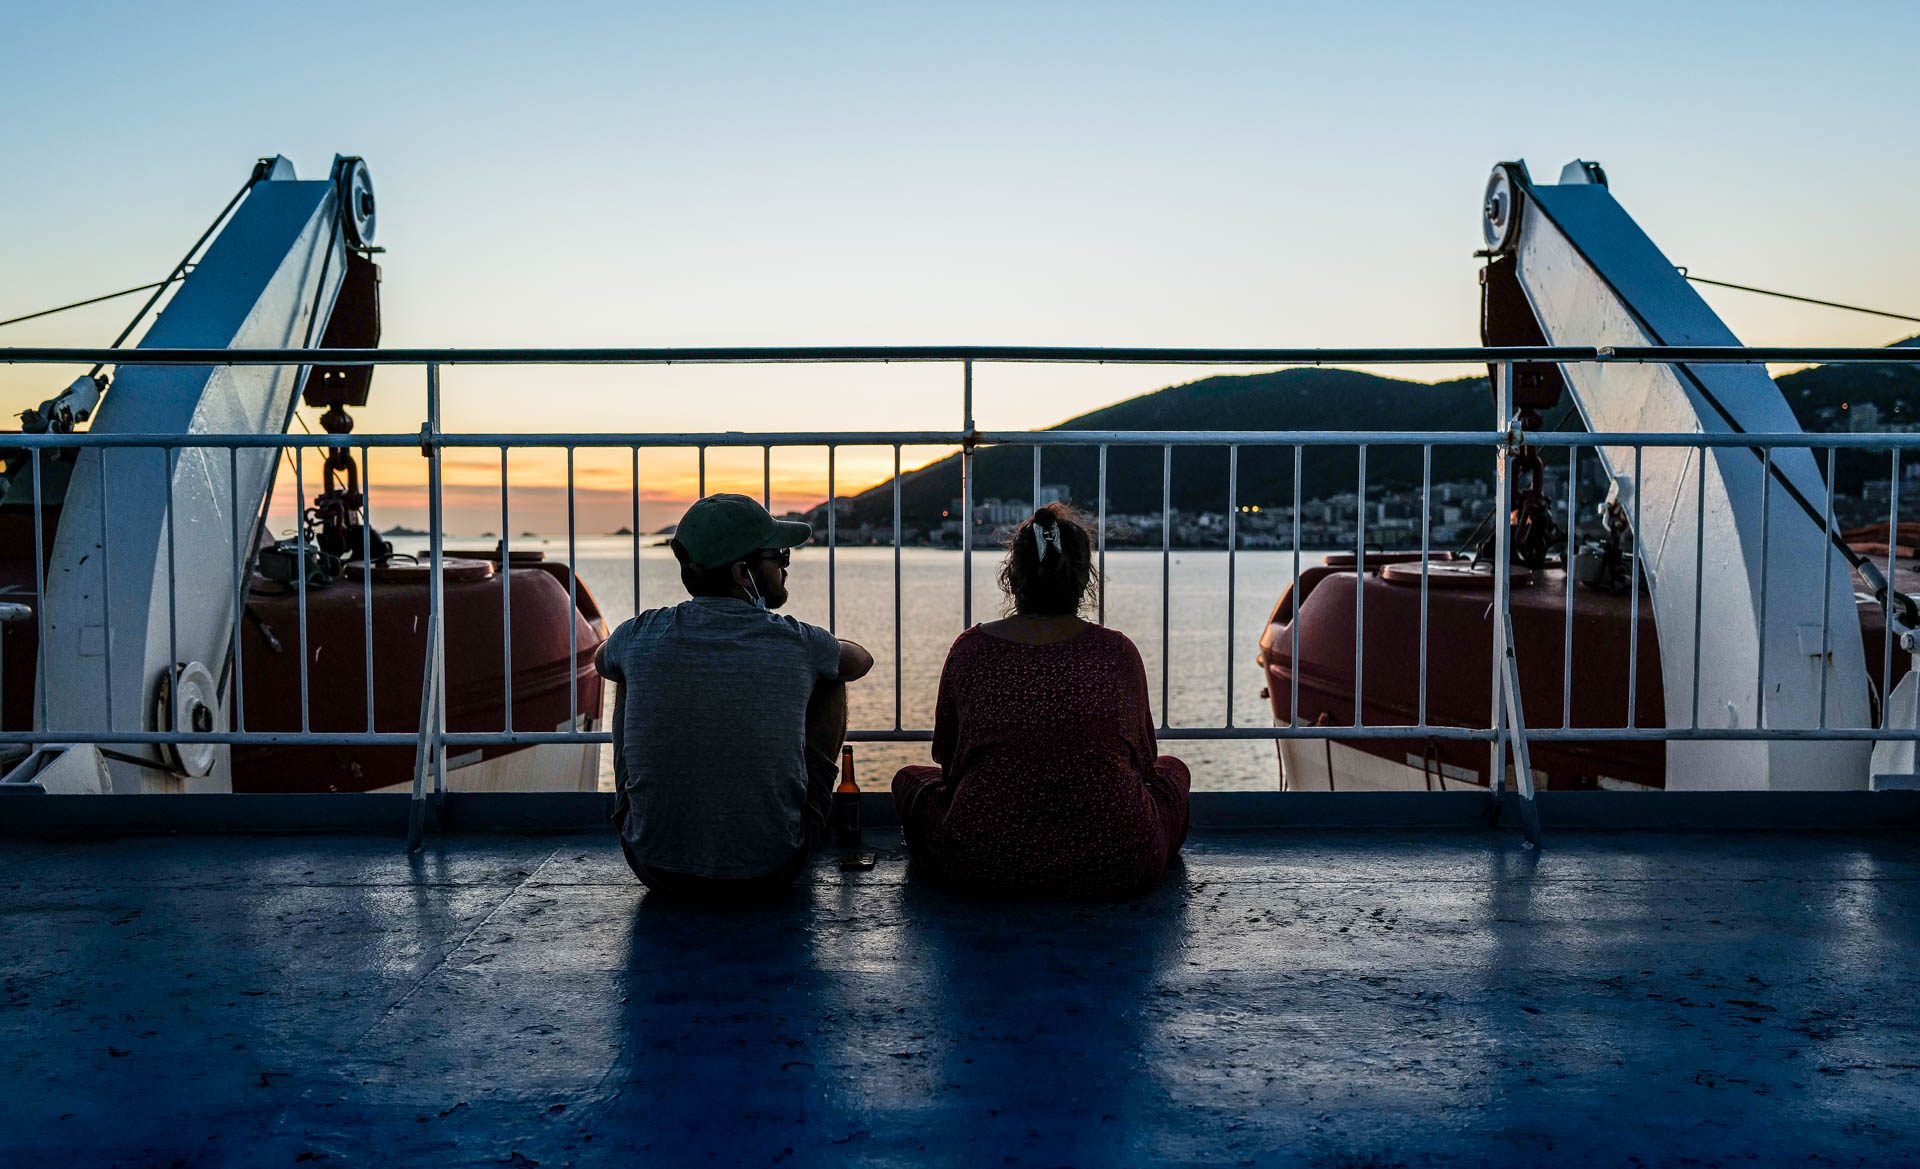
{"left": 4, "top": 829, "right": 1918, "bottom": 1167}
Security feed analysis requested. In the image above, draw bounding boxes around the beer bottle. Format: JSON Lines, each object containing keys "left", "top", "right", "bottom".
{"left": 833, "top": 745, "right": 861, "bottom": 847}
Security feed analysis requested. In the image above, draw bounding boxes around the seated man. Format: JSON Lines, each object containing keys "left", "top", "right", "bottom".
{"left": 596, "top": 494, "right": 873, "bottom": 904}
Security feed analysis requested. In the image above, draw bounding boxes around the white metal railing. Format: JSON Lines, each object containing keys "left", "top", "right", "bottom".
{"left": 4, "top": 345, "right": 1920, "bottom": 847}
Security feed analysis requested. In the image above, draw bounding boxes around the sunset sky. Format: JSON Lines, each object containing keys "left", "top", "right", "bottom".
{"left": 4, "top": 0, "right": 1915, "bottom": 533}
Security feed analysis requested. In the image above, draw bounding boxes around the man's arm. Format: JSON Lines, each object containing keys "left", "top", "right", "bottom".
{"left": 594, "top": 618, "right": 631, "bottom": 683}
{"left": 837, "top": 639, "right": 874, "bottom": 682}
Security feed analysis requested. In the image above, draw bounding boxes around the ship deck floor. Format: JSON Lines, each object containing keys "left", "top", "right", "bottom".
{"left": 5, "top": 826, "right": 1919, "bottom": 1167}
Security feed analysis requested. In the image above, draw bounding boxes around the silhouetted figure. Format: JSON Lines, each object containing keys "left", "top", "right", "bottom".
{"left": 893, "top": 503, "right": 1190, "bottom": 898}
{"left": 597, "top": 494, "right": 873, "bottom": 905}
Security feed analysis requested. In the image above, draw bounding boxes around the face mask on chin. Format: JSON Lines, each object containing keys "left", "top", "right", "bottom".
{"left": 738, "top": 565, "right": 768, "bottom": 610}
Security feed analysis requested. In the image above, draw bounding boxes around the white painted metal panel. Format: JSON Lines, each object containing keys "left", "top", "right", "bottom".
{"left": 1515, "top": 180, "right": 1869, "bottom": 789}
{"left": 38, "top": 174, "right": 346, "bottom": 793}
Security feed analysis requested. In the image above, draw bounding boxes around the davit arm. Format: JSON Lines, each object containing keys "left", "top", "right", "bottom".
{"left": 31, "top": 154, "right": 381, "bottom": 793}
{"left": 1478, "top": 159, "right": 1870, "bottom": 789}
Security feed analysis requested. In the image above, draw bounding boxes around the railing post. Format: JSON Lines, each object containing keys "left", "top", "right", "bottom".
{"left": 430, "top": 369, "right": 448, "bottom": 802}
{"left": 1489, "top": 362, "right": 1539, "bottom": 844}
{"left": 409, "top": 362, "right": 447, "bottom": 850}
{"left": 1501, "top": 622, "right": 1543, "bottom": 846}
{"left": 1489, "top": 362, "right": 1513, "bottom": 817}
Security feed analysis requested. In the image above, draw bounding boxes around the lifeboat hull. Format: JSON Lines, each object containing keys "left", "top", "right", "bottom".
{"left": 228, "top": 554, "right": 607, "bottom": 793}
{"left": 1259, "top": 541, "right": 1915, "bottom": 792}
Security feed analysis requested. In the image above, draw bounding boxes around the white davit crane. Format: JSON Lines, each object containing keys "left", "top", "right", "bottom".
{"left": 23, "top": 155, "right": 379, "bottom": 794}
{"left": 1480, "top": 159, "right": 1871, "bottom": 790}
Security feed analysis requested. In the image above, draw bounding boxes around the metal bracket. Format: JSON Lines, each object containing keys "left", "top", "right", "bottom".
{"left": 1499, "top": 621, "right": 1544, "bottom": 847}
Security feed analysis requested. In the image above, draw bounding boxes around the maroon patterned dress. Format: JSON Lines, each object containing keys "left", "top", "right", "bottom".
{"left": 891, "top": 624, "right": 1191, "bottom": 898}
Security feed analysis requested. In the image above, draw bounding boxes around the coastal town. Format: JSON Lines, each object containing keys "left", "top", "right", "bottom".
{"left": 797, "top": 462, "right": 1567, "bottom": 551}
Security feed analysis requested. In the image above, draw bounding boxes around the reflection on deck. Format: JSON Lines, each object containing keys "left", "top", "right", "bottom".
{"left": 3, "top": 828, "right": 1917, "bottom": 1165}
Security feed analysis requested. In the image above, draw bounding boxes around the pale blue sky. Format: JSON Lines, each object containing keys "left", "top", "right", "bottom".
{"left": 4, "top": 0, "right": 1915, "bottom": 521}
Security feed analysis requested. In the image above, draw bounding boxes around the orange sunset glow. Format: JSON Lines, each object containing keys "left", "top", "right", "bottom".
{"left": 261, "top": 443, "right": 957, "bottom": 536}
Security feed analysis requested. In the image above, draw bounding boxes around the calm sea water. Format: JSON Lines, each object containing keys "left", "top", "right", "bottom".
{"left": 505, "top": 538, "right": 1331, "bottom": 792}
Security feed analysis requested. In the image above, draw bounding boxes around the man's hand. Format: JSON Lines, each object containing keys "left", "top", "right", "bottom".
{"left": 837, "top": 639, "right": 874, "bottom": 682}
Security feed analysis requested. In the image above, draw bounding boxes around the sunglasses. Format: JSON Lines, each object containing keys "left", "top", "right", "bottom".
{"left": 753, "top": 547, "right": 792, "bottom": 567}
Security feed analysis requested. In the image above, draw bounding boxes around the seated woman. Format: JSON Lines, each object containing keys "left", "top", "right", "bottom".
{"left": 892, "top": 503, "right": 1191, "bottom": 898}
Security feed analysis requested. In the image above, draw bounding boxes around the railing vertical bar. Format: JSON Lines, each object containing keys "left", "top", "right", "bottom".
{"left": 1628, "top": 445, "right": 1643, "bottom": 729}
{"left": 163, "top": 446, "right": 180, "bottom": 723}
{"left": 1691, "top": 445, "right": 1705, "bottom": 730}
{"left": 1354, "top": 444, "right": 1366, "bottom": 729}
{"left": 1226, "top": 444, "right": 1238, "bottom": 729}
{"left": 1032, "top": 444, "right": 1042, "bottom": 516}
{"left": 1818, "top": 444, "right": 1836, "bottom": 728}
{"left": 697, "top": 445, "right": 706, "bottom": 498}
{"left": 1883, "top": 448, "right": 1902, "bottom": 721}
{"left": 295, "top": 444, "right": 310, "bottom": 733}
{"left": 567, "top": 445, "right": 578, "bottom": 730}
{"left": 1490, "top": 363, "right": 1512, "bottom": 798}
{"left": 500, "top": 447, "right": 513, "bottom": 732}
{"left": 1418, "top": 445, "right": 1431, "bottom": 729}
{"left": 630, "top": 445, "right": 641, "bottom": 619}
{"left": 827, "top": 445, "right": 837, "bottom": 635}
{"left": 1562, "top": 445, "right": 1577, "bottom": 730}
{"left": 230, "top": 447, "right": 246, "bottom": 733}
{"left": 1756, "top": 448, "right": 1772, "bottom": 729}
{"left": 30, "top": 450, "right": 49, "bottom": 726}
{"left": 762, "top": 445, "right": 771, "bottom": 510}
{"left": 98, "top": 449, "right": 114, "bottom": 728}
{"left": 361, "top": 443, "right": 375, "bottom": 733}
{"left": 1291, "top": 444, "right": 1302, "bottom": 729}
{"left": 1160, "top": 443, "right": 1172, "bottom": 729}
{"left": 1096, "top": 445, "right": 1108, "bottom": 626}
{"left": 961, "top": 361, "right": 974, "bottom": 629}
{"left": 893, "top": 444, "right": 903, "bottom": 731}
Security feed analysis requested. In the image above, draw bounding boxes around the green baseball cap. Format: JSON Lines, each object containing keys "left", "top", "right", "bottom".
{"left": 675, "top": 493, "right": 812, "bottom": 570}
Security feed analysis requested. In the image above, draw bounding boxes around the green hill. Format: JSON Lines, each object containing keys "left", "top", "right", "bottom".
{"left": 829, "top": 369, "right": 1502, "bottom": 531}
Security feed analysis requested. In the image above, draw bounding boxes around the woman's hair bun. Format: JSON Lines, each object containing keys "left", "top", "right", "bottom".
{"left": 999, "top": 501, "right": 1099, "bottom": 616}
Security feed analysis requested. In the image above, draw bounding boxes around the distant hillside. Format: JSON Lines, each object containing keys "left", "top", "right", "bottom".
{"left": 824, "top": 344, "right": 1920, "bottom": 530}
{"left": 829, "top": 369, "right": 1518, "bottom": 530}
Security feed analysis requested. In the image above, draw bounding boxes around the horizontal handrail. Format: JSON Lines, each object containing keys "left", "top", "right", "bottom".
{"left": 21, "top": 725, "right": 1920, "bottom": 748}
{"left": 16, "top": 429, "right": 1920, "bottom": 450}
{"left": 3, "top": 345, "right": 1918, "bottom": 366}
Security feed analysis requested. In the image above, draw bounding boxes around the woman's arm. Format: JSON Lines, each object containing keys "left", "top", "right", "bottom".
{"left": 1121, "top": 635, "right": 1161, "bottom": 769}
{"left": 930, "top": 638, "right": 966, "bottom": 769}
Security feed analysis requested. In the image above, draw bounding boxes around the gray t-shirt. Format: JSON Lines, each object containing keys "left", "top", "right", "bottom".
{"left": 598, "top": 597, "right": 841, "bottom": 879}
